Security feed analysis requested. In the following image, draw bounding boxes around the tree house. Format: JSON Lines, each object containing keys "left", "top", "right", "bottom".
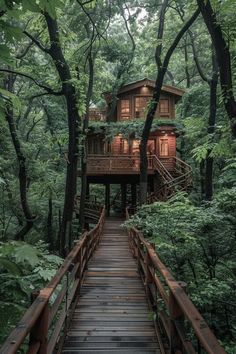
{"left": 79, "top": 78, "right": 192, "bottom": 214}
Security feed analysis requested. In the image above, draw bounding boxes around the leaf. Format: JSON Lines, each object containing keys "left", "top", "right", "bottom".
{"left": 38, "top": 0, "right": 57, "bottom": 19}
{"left": 43, "top": 254, "right": 63, "bottom": 266}
{"left": 4, "top": 24, "right": 23, "bottom": 42}
{"left": 0, "top": 257, "right": 22, "bottom": 275}
{"left": 0, "top": 177, "right": 6, "bottom": 185}
{"left": 33, "top": 266, "right": 56, "bottom": 281}
{"left": 0, "top": 87, "right": 21, "bottom": 113}
{"left": 84, "top": 0, "right": 97, "bottom": 9}
{"left": 0, "top": 44, "right": 12, "bottom": 64}
{"left": 14, "top": 244, "right": 40, "bottom": 267}
{"left": 22, "top": 0, "right": 41, "bottom": 12}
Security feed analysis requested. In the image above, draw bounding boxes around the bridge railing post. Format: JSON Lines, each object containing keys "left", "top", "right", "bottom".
{"left": 169, "top": 281, "right": 187, "bottom": 354}
{"left": 29, "top": 291, "right": 49, "bottom": 354}
{"left": 145, "top": 250, "right": 154, "bottom": 306}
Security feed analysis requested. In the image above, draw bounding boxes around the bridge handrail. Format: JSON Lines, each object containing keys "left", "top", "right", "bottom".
{"left": 0, "top": 206, "right": 105, "bottom": 354}
{"left": 125, "top": 208, "right": 226, "bottom": 354}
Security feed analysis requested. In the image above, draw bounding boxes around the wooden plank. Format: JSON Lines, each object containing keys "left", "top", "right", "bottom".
{"left": 61, "top": 217, "right": 160, "bottom": 354}
{"left": 63, "top": 341, "right": 159, "bottom": 348}
{"left": 62, "top": 350, "right": 159, "bottom": 354}
{"left": 65, "top": 336, "right": 158, "bottom": 342}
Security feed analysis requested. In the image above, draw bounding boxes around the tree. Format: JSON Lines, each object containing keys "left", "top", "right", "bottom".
{"left": 139, "top": 2, "right": 200, "bottom": 203}
{"left": 197, "top": 0, "right": 236, "bottom": 137}
{"left": 3, "top": 73, "right": 36, "bottom": 240}
{"left": 191, "top": 37, "right": 219, "bottom": 200}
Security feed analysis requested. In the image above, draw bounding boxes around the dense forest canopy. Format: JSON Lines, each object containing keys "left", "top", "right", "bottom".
{"left": 0, "top": 0, "right": 236, "bottom": 352}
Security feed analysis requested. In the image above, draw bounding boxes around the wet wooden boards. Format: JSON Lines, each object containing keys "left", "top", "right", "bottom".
{"left": 62, "top": 218, "right": 160, "bottom": 354}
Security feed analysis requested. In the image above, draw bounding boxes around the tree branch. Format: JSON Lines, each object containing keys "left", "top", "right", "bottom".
{"left": 23, "top": 30, "right": 50, "bottom": 53}
{"left": 162, "top": 8, "right": 200, "bottom": 71}
{"left": 155, "top": 0, "right": 169, "bottom": 70}
{"left": 197, "top": 0, "right": 236, "bottom": 136}
{"left": 189, "top": 30, "right": 210, "bottom": 83}
{"left": 0, "top": 68, "right": 63, "bottom": 95}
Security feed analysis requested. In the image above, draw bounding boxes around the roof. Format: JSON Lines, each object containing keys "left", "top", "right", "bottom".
{"left": 117, "top": 78, "right": 185, "bottom": 98}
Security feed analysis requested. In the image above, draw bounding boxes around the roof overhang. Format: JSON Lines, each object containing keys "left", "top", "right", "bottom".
{"left": 117, "top": 78, "right": 185, "bottom": 102}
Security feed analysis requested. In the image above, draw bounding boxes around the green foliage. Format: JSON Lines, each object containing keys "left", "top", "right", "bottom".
{"left": 0, "top": 241, "right": 62, "bottom": 344}
{"left": 126, "top": 192, "right": 236, "bottom": 350}
{"left": 0, "top": 0, "right": 235, "bottom": 351}
{"left": 89, "top": 118, "right": 180, "bottom": 140}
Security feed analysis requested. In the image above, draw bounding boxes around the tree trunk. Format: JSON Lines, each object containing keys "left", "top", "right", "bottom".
{"left": 44, "top": 13, "right": 81, "bottom": 256}
{"left": 197, "top": 0, "right": 236, "bottom": 137}
{"left": 79, "top": 43, "right": 94, "bottom": 230}
{"left": 105, "top": 184, "right": 110, "bottom": 217}
{"left": 46, "top": 194, "right": 53, "bottom": 250}
{"left": 184, "top": 35, "right": 191, "bottom": 88}
{"left": 4, "top": 74, "right": 35, "bottom": 240}
{"left": 139, "top": 8, "right": 200, "bottom": 204}
{"left": 205, "top": 58, "right": 218, "bottom": 200}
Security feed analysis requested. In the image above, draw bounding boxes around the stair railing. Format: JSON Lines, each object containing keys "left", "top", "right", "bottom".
{"left": 150, "top": 155, "right": 192, "bottom": 202}
{"left": 125, "top": 208, "right": 226, "bottom": 354}
{"left": 152, "top": 155, "right": 173, "bottom": 182}
{"left": 0, "top": 207, "right": 105, "bottom": 354}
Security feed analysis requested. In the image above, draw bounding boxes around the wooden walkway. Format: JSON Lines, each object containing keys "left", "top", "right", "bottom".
{"left": 62, "top": 218, "right": 160, "bottom": 354}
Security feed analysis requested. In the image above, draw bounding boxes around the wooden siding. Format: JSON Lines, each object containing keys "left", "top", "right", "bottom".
{"left": 87, "top": 135, "right": 105, "bottom": 155}
{"left": 117, "top": 88, "right": 174, "bottom": 121}
{"left": 112, "top": 136, "right": 122, "bottom": 154}
{"left": 87, "top": 132, "right": 176, "bottom": 162}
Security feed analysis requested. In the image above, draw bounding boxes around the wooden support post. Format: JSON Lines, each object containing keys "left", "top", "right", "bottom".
{"left": 85, "top": 181, "right": 90, "bottom": 230}
{"left": 105, "top": 183, "right": 110, "bottom": 217}
{"left": 29, "top": 292, "right": 49, "bottom": 354}
{"left": 145, "top": 252, "right": 153, "bottom": 304}
{"left": 150, "top": 177, "right": 154, "bottom": 193}
{"left": 169, "top": 281, "right": 187, "bottom": 354}
{"left": 86, "top": 181, "right": 90, "bottom": 198}
{"left": 131, "top": 184, "right": 137, "bottom": 207}
{"left": 121, "top": 184, "right": 127, "bottom": 215}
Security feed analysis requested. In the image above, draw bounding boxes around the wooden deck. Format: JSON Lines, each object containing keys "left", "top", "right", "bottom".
{"left": 62, "top": 218, "right": 160, "bottom": 354}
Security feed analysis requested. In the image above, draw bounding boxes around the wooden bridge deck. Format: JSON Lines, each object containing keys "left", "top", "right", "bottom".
{"left": 62, "top": 218, "right": 160, "bottom": 354}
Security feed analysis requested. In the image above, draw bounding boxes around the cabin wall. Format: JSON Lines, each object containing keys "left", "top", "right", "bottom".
{"left": 112, "top": 136, "right": 122, "bottom": 154}
{"left": 88, "top": 132, "right": 176, "bottom": 155}
{"left": 116, "top": 87, "right": 175, "bottom": 121}
{"left": 87, "top": 134, "right": 105, "bottom": 154}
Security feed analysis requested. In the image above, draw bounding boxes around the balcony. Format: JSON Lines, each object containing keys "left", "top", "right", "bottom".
{"left": 85, "top": 154, "right": 154, "bottom": 175}
{"left": 89, "top": 108, "right": 106, "bottom": 121}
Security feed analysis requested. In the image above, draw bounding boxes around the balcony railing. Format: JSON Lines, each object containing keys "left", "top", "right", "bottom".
{"left": 86, "top": 154, "right": 154, "bottom": 174}
{"left": 89, "top": 108, "right": 106, "bottom": 121}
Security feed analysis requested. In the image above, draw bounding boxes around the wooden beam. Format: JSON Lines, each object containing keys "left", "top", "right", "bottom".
{"left": 105, "top": 183, "right": 110, "bottom": 217}
{"left": 121, "top": 184, "right": 127, "bottom": 215}
{"left": 131, "top": 184, "right": 137, "bottom": 207}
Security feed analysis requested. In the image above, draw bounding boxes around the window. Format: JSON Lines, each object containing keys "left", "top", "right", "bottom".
{"left": 121, "top": 99, "right": 130, "bottom": 120}
{"left": 159, "top": 99, "right": 169, "bottom": 113}
{"left": 159, "top": 138, "right": 169, "bottom": 157}
{"left": 147, "top": 140, "right": 155, "bottom": 155}
{"left": 120, "top": 139, "right": 129, "bottom": 154}
{"left": 132, "top": 139, "right": 140, "bottom": 155}
{"left": 135, "top": 96, "right": 151, "bottom": 118}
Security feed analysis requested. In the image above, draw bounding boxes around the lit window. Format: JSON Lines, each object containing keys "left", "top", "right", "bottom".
{"left": 160, "top": 138, "right": 169, "bottom": 156}
{"left": 135, "top": 96, "right": 151, "bottom": 118}
{"left": 147, "top": 140, "right": 155, "bottom": 154}
{"left": 121, "top": 99, "right": 130, "bottom": 120}
{"left": 159, "top": 99, "right": 169, "bottom": 113}
{"left": 120, "top": 139, "right": 129, "bottom": 154}
{"left": 132, "top": 139, "right": 140, "bottom": 154}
